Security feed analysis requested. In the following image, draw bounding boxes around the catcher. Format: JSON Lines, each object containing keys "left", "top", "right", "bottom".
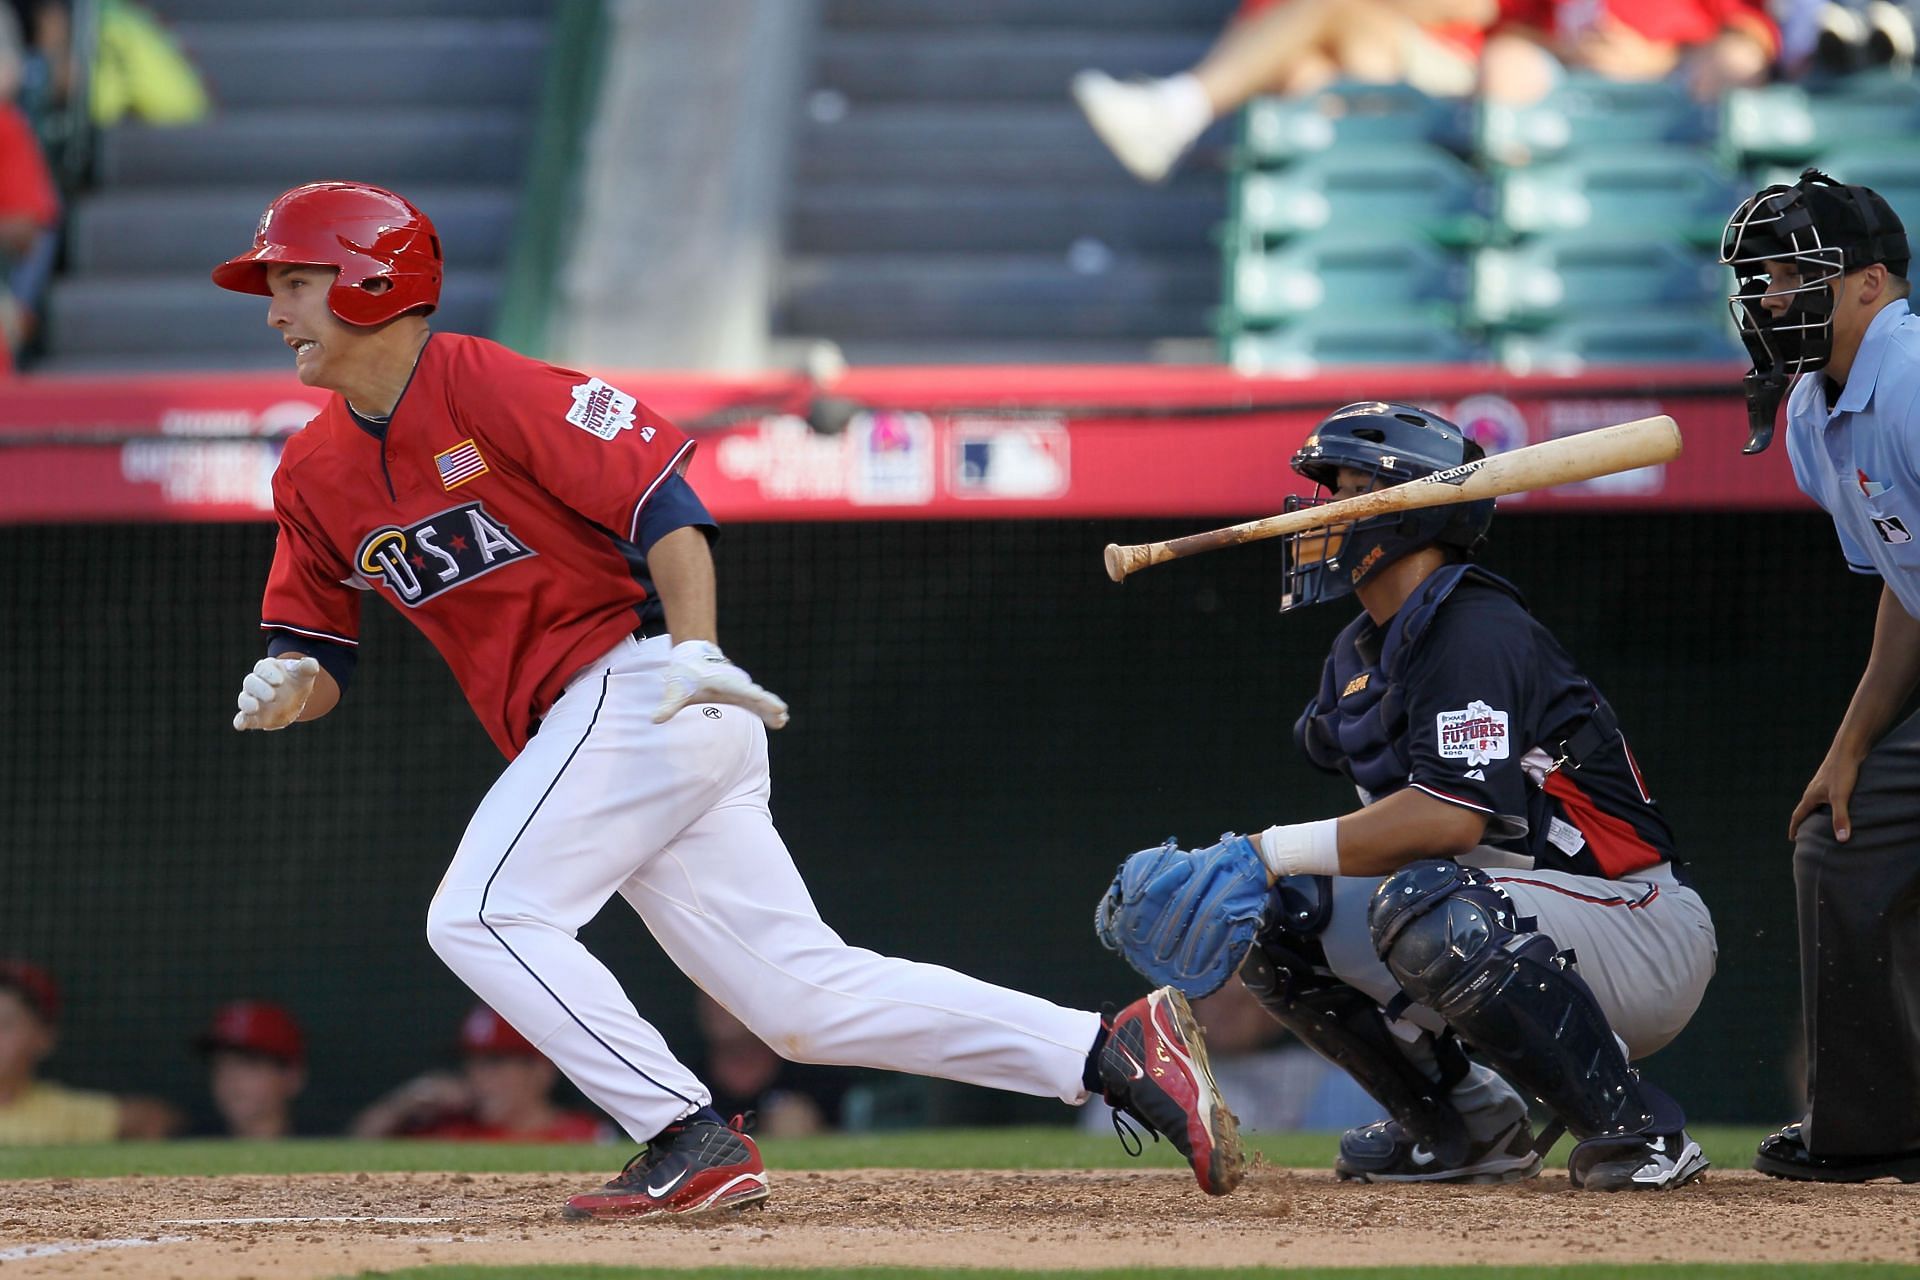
{"left": 1098, "top": 402, "right": 1717, "bottom": 1191}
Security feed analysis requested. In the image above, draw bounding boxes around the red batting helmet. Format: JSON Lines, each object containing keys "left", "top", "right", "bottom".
{"left": 212, "top": 181, "right": 442, "bottom": 326}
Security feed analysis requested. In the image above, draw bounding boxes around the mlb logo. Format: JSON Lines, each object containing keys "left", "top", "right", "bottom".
{"left": 950, "top": 420, "right": 1070, "bottom": 500}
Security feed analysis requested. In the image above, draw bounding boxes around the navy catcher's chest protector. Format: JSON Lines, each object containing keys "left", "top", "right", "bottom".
{"left": 1294, "top": 564, "right": 1521, "bottom": 798}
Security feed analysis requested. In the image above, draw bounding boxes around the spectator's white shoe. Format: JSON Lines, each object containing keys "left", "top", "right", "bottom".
{"left": 1071, "top": 70, "right": 1205, "bottom": 185}
{"left": 1868, "top": 0, "right": 1916, "bottom": 71}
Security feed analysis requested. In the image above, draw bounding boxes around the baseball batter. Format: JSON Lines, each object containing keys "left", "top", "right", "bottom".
{"left": 1723, "top": 169, "right": 1920, "bottom": 1182}
{"left": 215, "top": 182, "right": 1244, "bottom": 1215}
{"left": 1098, "top": 403, "right": 1717, "bottom": 1191}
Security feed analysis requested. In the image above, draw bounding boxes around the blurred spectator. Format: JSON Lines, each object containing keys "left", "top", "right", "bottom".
{"left": 1079, "top": 982, "right": 1385, "bottom": 1135}
{"left": 1783, "top": 0, "right": 1916, "bottom": 76}
{"left": 1480, "top": 0, "right": 1780, "bottom": 103}
{"left": 351, "top": 1005, "right": 613, "bottom": 1142}
{"left": 90, "top": 0, "right": 208, "bottom": 127}
{"left": 0, "top": 960, "right": 180, "bottom": 1143}
{"left": 1074, "top": 0, "right": 1497, "bottom": 183}
{"left": 191, "top": 1001, "right": 310, "bottom": 1139}
{"left": 5, "top": 0, "right": 69, "bottom": 108}
{"left": 0, "top": 4, "right": 58, "bottom": 371}
{"left": 687, "top": 990, "right": 850, "bottom": 1138}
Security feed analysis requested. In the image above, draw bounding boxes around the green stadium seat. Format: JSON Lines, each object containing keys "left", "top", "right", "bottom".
{"left": 1233, "top": 145, "right": 1490, "bottom": 246}
{"left": 1798, "top": 149, "right": 1920, "bottom": 225}
{"left": 1724, "top": 75, "right": 1920, "bottom": 167}
{"left": 1226, "top": 233, "right": 1465, "bottom": 326}
{"left": 1227, "top": 314, "right": 1483, "bottom": 374}
{"left": 1240, "top": 82, "right": 1470, "bottom": 166}
{"left": 1494, "top": 148, "right": 1742, "bottom": 246}
{"left": 1495, "top": 312, "right": 1743, "bottom": 373}
{"left": 1469, "top": 235, "right": 1727, "bottom": 329}
{"left": 1477, "top": 76, "right": 1716, "bottom": 168}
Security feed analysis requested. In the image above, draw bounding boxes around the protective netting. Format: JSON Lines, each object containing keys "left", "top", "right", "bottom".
{"left": 0, "top": 512, "right": 1876, "bottom": 1131}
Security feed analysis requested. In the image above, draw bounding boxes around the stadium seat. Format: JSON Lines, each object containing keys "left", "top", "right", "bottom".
{"left": 1477, "top": 76, "right": 1716, "bottom": 168}
{"left": 1240, "top": 82, "right": 1470, "bottom": 165}
{"left": 1723, "top": 75, "right": 1920, "bottom": 166}
{"left": 1495, "top": 313, "right": 1744, "bottom": 373}
{"left": 1227, "top": 314, "right": 1484, "bottom": 374}
{"left": 1469, "top": 236, "right": 1727, "bottom": 329}
{"left": 1494, "top": 148, "right": 1742, "bottom": 246}
{"left": 1226, "top": 233, "right": 1465, "bottom": 326}
{"left": 1797, "top": 149, "right": 1920, "bottom": 223}
{"left": 1233, "top": 145, "right": 1490, "bottom": 246}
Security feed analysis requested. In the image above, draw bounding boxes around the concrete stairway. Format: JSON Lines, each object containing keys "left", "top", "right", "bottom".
{"left": 39, "top": 0, "right": 548, "bottom": 372}
{"left": 777, "top": 0, "right": 1235, "bottom": 365}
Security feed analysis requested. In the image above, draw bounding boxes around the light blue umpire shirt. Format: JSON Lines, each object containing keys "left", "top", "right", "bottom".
{"left": 1785, "top": 297, "right": 1920, "bottom": 619}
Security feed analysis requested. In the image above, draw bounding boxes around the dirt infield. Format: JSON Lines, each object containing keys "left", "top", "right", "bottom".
{"left": 1, "top": 1166, "right": 1916, "bottom": 1277}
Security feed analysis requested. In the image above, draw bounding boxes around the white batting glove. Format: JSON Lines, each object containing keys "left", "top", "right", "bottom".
{"left": 233, "top": 656, "right": 320, "bottom": 731}
{"left": 652, "top": 640, "right": 789, "bottom": 730}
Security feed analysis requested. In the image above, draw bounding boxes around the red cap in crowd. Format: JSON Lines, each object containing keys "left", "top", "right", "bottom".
{"left": 197, "top": 1000, "right": 306, "bottom": 1066}
{"left": 457, "top": 1005, "right": 540, "bottom": 1058}
{"left": 0, "top": 959, "right": 60, "bottom": 1025}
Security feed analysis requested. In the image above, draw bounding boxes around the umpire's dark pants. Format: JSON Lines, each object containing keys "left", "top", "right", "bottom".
{"left": 1796, "top": 706, "right": 1920, "bottom": 1155}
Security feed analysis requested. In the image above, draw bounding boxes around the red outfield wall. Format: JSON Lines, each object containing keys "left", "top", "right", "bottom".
{"left": 0, "top": 363, "right": 1804, "bottom": 523}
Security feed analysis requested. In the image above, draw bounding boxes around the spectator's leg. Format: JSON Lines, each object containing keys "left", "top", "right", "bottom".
{"left": 1072, "top": 0, "right": 1357, "bottom": 183}
{"left": 1478, "top": 30, "right": 1564, "bottom": 104}
{"left": 1321, "top": 0, "right": 1440, "bottom": 84}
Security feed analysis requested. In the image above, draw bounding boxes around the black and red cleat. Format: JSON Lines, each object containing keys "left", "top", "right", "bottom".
{"left": 1100, "top": 986, "right": 1245, "bottom": 1195}
{"left": 563, "top": 1113, "right": 769, "bottom": 1219}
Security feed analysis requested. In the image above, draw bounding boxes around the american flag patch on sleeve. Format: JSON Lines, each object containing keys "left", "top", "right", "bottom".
{"left": 434, "top": 439, "right": 488, "bottom": 489}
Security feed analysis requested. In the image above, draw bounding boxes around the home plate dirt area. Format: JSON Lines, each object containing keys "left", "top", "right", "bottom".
{"left": 1, "top": 1166, "right": 1916, "bottom": 1277}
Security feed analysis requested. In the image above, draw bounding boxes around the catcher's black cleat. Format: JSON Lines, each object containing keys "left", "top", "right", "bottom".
{"left": 1568, "top": 1129, "right": 1708, "bottom": 1191}
{"left": 1336, "top": 1114, "right": 1543, "bottom": 1184}
{"left": 1754, "top": 1122, "right": 1920, "bottom": 1184}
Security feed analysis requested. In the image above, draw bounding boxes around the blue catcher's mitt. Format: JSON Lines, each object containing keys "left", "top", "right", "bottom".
{"left": 1094, "top": 834, "right": 1271, "bottom": 998}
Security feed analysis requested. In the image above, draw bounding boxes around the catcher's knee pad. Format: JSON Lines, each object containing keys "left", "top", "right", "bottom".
{"left": 1369, "top": 861, "right": 1675, "bottom": 1140}
{"left": 1239, "top": 875, "right": 1472, "bottom": 1164}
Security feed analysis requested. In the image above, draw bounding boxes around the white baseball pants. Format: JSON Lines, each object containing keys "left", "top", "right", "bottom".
{"left": 426, "top": 634, "right": 1102, "bottom": 1142}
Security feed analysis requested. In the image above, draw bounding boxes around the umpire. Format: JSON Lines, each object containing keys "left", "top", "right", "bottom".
{"left": 1723, "top": 169, "right": 1920, "bottom": 1182}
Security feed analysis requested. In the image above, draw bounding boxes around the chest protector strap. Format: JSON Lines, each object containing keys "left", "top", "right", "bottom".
{"left": 1294, "top": 565, "right": 1527, "bottom": 797}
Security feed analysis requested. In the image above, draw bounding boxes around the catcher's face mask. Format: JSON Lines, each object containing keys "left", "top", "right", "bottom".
{"left": 1278, "top": 404, "right": 1493, "bottom": 615}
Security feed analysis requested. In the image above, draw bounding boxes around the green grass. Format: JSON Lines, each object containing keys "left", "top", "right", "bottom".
{"left": 0, "top": 1125, "right": 1772, "bottom": 1180}
{"left": 341, "top": 1268, "right": 1920, "bottom": 1279}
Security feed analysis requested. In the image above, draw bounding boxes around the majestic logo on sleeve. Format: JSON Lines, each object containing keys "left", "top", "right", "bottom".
{"left": 355, "top": 502, "right": 534, "bottom": 607}
{"left": 566, "top": 377, "right": 655, "bottom": 442}
{"left": 1436, "top": 699, "right": 1510, "bottom": 767}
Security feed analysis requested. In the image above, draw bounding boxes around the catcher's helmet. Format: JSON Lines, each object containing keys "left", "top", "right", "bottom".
{"left": 1279, "top": 402, "right": 1494, "bottom": 614}
{"left": 212, "top": 181, "right": 442, "bottom": 326}
{"left": 1720, "top": 169, "right": 1908, "bottom": 453}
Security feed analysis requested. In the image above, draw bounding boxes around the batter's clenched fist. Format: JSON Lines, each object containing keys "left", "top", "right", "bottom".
{"left": 653, "top": 640, "right": 789, "bottom": 730}
{"left": 233, "top": 655, "right": 320, "bottom": 731}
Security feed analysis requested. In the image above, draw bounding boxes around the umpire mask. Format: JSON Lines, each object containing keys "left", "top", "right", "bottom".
{"left": 1721, "top": 169, "right": 1909, "bottom": 454}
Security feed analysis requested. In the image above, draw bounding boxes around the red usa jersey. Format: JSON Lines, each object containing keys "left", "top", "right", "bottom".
{"left": 261, "top": 333, "right": 693, "bottom": 757}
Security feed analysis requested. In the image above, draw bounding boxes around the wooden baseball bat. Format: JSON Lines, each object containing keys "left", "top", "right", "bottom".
{"left": 1103, "top": 415, "right": 1681, "bottom": 582}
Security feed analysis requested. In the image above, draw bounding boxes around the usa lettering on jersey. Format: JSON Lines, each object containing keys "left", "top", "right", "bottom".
{"left": 566, "top": 377, "right": 655, "bottom": 443}
{"left": 1436, "top": 699, "right": 1509, "bottom": 766}
{"left": 356, "top": 502, "right": 535, "bottom": 607}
